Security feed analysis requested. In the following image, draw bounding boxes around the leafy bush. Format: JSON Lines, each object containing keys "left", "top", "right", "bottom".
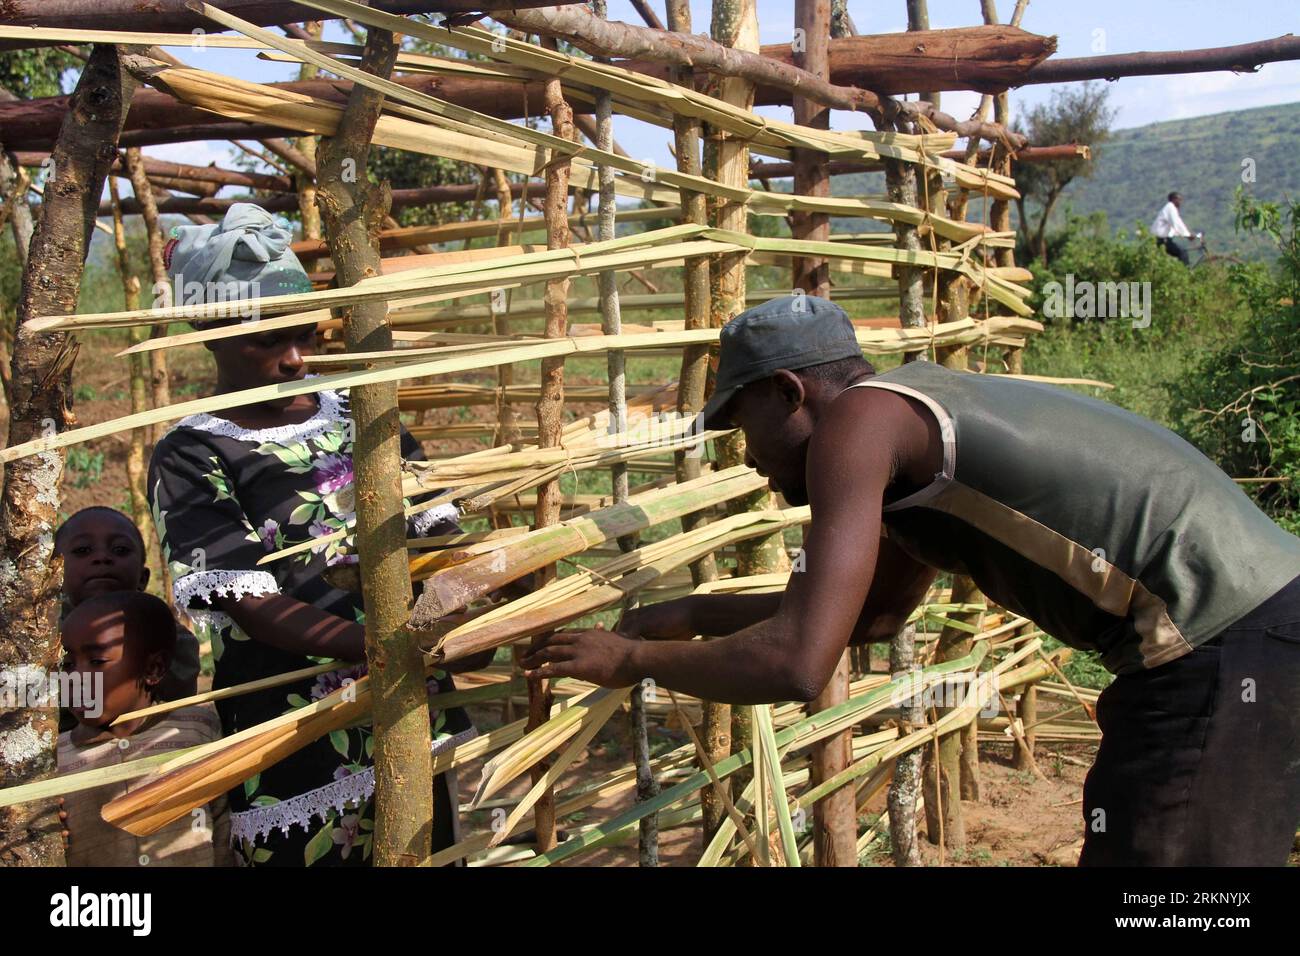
{"left": 1024, "top": 213, "right": 1245, "bottom": 424}
{"left": 1171, "top": 190, "right": 1300, "bottom": 532}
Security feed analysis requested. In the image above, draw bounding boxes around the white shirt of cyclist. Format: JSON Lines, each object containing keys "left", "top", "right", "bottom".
{"left": 1151, "top": 201, "right": 1191, "bottom": 239}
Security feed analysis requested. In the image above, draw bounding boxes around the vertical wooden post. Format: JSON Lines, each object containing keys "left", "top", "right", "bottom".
{"left": 490, "top": 167, "right": 522, "bottom": 450}
{"left": 317, "top": 25, "right": 434, "bottom": 867}
{"left": 991, "top": 0, "right": 1030, "bottom": 270}
{"left": 887, "top": 623, "right": 923, "bottom": 865}
{"left": 923, "top": 575, "right": 982, "bottom": 849}
{"left": 295, "top": 20, "right": 324, "bottom": 243}
{"left": 122, "top": 147, "right": 172, "bottom": 443}
{"left": 0, "top": 43, "right": 138, "bottom": 868}
{"left": 592, "top": 0, "right": 658, "bottom": 866}
{"left": 665, "top": 0, "right": 723, "bottom": 851}
{"left": 107, "top": 177, "right": 164, "bottom": 588}
{"left": 667, "top": 0, "right": 720, "bottom": 593}
{"left": 1014, "top": 684, "right": 1039, "bottom": 771}
{"left": 878, "top": 10, "right": 928, "bottom": 866}
{"left": 703, "top": 0, "right": 790, "bottom": 857}
{"left": 526, "top": 36, "right": 576, "bottom": 855}
{"left": 791, "top": 0, "right": 855, "bottom": 867}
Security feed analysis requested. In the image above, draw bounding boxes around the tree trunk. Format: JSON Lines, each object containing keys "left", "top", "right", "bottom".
{"left": 0, "top": 43, "right": 139, "bottom": 868}
{"left": 316, "top": 25, "right": 433, "bottom": 868}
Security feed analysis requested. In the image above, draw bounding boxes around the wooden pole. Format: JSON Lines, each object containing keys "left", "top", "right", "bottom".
{"left": 663, "top": 0, "right": 720, "bottom": 851}
{"left": 106, "top": 177, "right": 164, "bottom": 589}
{"left": 0, "top": 43, "right": 139, "bottom": 868}
{"left": 791, "top": 0, "right": 831, "bottom": 299}
{"left": 294, "top": 20, "right": 325, "bottom": 244}
{"left": 792, "top": 0, "right": 855, "bottom": 868}
{"left": 316, "top": 23, "right": 434, "bottom": 867}
{"left": 666, "top": 0, "right": 720, "bottom": 594}
{"left": 525, "top": 35, "right": 577, "bottom": 855}
{"left": 121, "top": 147, "right": 172, "bottom": 444}
{"left": 880, "top": 8, "right": 928, "bottom": 866}
{"left": 887, "top": 623, "right": 923, "bottom": 865}
{"left": 922, "top": 575, "right": 982, "bottom": 850}
{"left": 992, "top": 1, "right": 1030, "bottom": 270}
{"left": 592, "top": 0, "right": 658, "bottom": 866}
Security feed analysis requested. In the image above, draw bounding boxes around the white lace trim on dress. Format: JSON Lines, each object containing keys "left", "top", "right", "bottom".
{"left": 229, "top": 727, "right": 479, "bottom": 845}
{"left": 174, "top": 568, "right": 281, "bottom": 607}
{"left": 172, "top": 387, "right": 347, "bottom": 445}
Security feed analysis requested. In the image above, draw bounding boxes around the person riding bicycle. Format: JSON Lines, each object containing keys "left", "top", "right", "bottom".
{"left": 1152, "top": 191, "right": 1199, "bottom": 266}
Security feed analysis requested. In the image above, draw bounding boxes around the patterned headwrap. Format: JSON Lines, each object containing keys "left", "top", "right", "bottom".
{"left": 164, "top": 203, "right": 313, "bottom": 310}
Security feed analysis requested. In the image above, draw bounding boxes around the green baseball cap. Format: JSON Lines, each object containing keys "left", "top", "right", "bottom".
{"left": 700, "top": 295, "right": 862, "bottom": 429}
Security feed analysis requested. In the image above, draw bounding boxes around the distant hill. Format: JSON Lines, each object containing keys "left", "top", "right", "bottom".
{"left": 1062, "top": 101, "right": 1300, "bottom": 260}
{"left": 822, "top": 101, "right": 1300, "bottom": 261}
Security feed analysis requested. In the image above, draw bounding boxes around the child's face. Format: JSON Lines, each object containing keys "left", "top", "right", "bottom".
{"left": 61, "top": 610, "right": 164, "bottom": 732}
{"left": 57, "top": 513, "right": 148, "bottom": 606}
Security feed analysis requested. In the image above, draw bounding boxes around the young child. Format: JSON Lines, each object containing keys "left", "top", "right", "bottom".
{"left": 56, "top": 506, "right": 200, "bottom": 701}
{"left": 57, "top": 591, "right": 233, "bottom": 867}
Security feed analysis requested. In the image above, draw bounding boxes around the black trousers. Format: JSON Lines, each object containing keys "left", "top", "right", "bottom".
{"left": 1080, "top": 576, "right": 1300, "bottom": 866}
{"left": 1158, "top": 236, "right": 1190, "bottom": 265}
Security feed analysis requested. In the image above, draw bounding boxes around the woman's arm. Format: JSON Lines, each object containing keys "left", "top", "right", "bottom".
{"left": 214, "top": 592, "right": 367, "bottom": 661}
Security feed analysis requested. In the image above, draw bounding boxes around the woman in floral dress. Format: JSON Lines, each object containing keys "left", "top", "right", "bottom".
{"left": 148, "top": 205, "right": 485, "bottom": 866}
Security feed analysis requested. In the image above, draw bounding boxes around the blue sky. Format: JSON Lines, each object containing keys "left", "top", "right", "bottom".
{"left": 133, "top": 1, "right": 1300, "bottom": 189}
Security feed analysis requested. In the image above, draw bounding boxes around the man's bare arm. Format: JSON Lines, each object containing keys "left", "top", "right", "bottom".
{"left": 524, "top": 389, "right": 904, "bottom": 702}
{"left": 847, "top": 536, "right": 937, "bottom": 644}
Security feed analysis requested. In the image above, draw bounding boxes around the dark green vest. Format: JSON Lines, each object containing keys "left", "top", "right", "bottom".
{"left": 852, "top": 362, "right": 1300, "bottom": 674}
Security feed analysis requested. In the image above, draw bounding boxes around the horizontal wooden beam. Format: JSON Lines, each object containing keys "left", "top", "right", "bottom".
{"left": 750, "top": 144, "right": 1090, "bottom": 179}
{"left": 0, "top": 28, "right": 1054, "bottom": 150}
{"left": 0, "top": 0, "right": 565, "bottom": 46}
{"left": 1020, "top": 33, "right": 1300, "bottom": 85}
{"left": 89, "top": 181, "right": 546, "bottom": 217}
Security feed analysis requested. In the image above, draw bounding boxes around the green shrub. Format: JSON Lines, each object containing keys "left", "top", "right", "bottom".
{"left": 1171, "top": 190, "right": 1300, "bottom": 532}
{"left": 1024, "top": 213, "right": 1245, "bottom": 425}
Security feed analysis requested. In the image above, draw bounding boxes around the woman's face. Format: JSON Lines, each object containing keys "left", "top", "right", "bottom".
{"left": 208, "top": 324, "right": 318, "bottom": 407}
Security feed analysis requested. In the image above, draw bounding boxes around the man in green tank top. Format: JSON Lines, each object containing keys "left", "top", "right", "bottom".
{"left": 523, "top": 296, "right": 1300, "bottom": 865}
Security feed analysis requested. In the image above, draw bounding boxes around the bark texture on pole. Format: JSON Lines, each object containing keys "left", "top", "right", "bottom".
{"left": 791, "top": 0, "right": 854, "bottom": 868}
{"left": 703, "top": 0, "right": 790, "bottom": 860}
{"left": 107, "top": 177, "right": 165, "bottom": 590}
{"left": 667, "top": 0, "right": 719, "bottom": 593}
{"left": 0, "top": 0, "right": 564, "bottom": 38}
{"left": 0, "top": 28, "right": 1055, "bottom": 150}
{"left": 0, "top": 43, "right": 138, "bottom": 867}
{"left": 294, "top": 20, "right": 325, "bottom": 243}
{"left": 526, "top": 36, "right": 576, "bottom": 855}
{"left": 922, "top": 575, "right": 981, "bottom": 850}
{"left": 316, "top": 24, "right": 434, "bottom": 867}
{"left": 887, "top": 624, "right": 923, "bottom": 866}
{"left": 592, "top": 0, "right": 657, "bottom": 866}
{"left": 122, "top": 147, "right": 172, "bottom": 443}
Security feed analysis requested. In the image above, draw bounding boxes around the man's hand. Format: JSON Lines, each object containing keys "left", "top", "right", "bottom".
{"left": 520, "top": 625, "right": 641, "bottom": 687}
{"left": 618, "top": 599, "right": 697, "bottom": 641}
